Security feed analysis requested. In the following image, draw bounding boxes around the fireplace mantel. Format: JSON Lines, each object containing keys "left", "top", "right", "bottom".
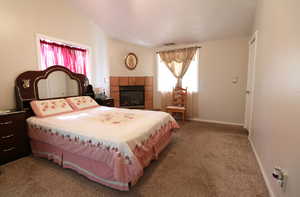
{"left": 109, "top": 76, "right": 153, "bottom": 109}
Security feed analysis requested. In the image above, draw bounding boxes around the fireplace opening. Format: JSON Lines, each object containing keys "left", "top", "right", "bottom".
{"left": 119, "top": 86, "right": 145, "bottom": 109}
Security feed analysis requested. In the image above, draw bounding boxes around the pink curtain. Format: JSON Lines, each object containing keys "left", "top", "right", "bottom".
{"left": 40, "top": 40, "right": 87, "bottom": 75}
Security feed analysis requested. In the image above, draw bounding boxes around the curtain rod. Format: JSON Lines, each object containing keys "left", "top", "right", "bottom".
{"left": 155, "top": 46, "right": 201, "bottom": 54}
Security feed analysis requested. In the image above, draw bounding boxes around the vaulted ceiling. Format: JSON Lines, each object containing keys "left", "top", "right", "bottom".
{"left": 73, "top": 0, "right": 257, "bottom": 47}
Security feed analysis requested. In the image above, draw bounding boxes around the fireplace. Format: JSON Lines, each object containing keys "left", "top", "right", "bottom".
{"left": 119, "top": 86, "right": 145, "bottom": 109}
{"left": 110, "top": 76, "right": 153, "bottom": 109}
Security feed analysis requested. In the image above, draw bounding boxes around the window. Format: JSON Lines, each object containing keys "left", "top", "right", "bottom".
{"left": 39, "top": 38, "right": 89, "bottom": 76}
{"left": 157, "top": 50, "right": 199, "bottom": 92}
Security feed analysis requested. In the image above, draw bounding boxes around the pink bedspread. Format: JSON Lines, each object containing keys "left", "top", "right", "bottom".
{"left": 27, "top": 107, "right": 179, "bottom": 190}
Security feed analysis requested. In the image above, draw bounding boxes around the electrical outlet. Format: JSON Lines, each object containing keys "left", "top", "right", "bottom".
{"left": 272, "top": 167, "right": 288, "bottom": 191}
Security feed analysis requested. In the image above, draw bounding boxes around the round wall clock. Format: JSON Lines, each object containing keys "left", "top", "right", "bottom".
{"left": 125, "top": 53, "right": 138, "bottom": 70}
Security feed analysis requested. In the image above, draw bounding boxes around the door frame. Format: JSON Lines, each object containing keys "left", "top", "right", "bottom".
{"left": 244, "top": 31, "right": 258, "bottom": 134}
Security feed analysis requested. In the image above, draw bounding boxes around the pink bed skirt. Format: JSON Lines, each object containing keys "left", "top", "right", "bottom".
{"left": 28, "top": 121, "right": 179, "bottom": 191}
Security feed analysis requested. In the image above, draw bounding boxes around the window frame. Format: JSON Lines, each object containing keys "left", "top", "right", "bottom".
{"left": 156, "top": 49, "right": 199, "bottom": 93}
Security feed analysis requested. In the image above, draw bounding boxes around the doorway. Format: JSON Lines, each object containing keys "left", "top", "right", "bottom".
{"left": 244, "top": 31, "right": 258, "bottom": 134}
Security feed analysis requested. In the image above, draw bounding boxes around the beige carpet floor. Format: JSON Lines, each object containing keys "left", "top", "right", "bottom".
{"left": 0, "top": 121, "right": 269, "bottom": 197}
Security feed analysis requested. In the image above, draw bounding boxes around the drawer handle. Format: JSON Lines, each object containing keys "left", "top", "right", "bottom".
{"left": 0, "top": 121, "right": 13, "bottom": 125}
{"left": 3, "top": 147, "right": 16, "bottom": 152}
{"left": 1, "top": 134, "right": 14, "bottom": 139}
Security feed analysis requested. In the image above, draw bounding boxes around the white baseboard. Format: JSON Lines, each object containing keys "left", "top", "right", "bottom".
{"left": 189, "top": 118, "right": 244, "bottom": 127}
{"left": 249, "top": 137, "right": 275, "bottom": 197}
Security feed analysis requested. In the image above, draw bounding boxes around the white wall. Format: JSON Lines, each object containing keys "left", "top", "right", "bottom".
{"left": 0, "top": 0, "right": 109, "bottom": 109}
{"left": 197, "top": 38, "right": 248, "bottom": 124}
{"left": 107, "top": 38, "right": 155, "bottom": 77}
{"left": 0, "top": 0, "right": 249, "bottom": 127}
{"left": 154, "top": 38, "right": 249, "bottom": 124}
{"left": 250, "top": 0, "right": 300, "bottom": 197}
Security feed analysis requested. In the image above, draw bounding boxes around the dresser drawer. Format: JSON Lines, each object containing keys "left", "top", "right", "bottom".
{"left": 1, "top": 143, "right": 18, "bottom": 154}
{"left": 0, "top": 138, "right": 29, "bottom": 164}
{"left": 105, "top": 99, "right": 114, "bottom": 107}
{"left": 95, "top": 98, "right": 114, "bottom": 107}
{"left": 0, "top": 119, "right": 14, "bottom": 133}
{"left": 0, "top": 126, "right": 15, "bottom": 138}
{"left": 0, "top": 111, "right": 30, "bottom": 164}
{"left": 0, "top": 141, "right": 19, "bottom": 159}
{"left": 0, "top": 133, "right": 16, "bottom": 145}
{"left": 0, "top": 113, "right": 25, "bottom": 136}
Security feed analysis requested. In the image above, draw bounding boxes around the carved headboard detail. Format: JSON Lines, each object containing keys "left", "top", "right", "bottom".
{"left": 15, "top": 65, "right": 89, "bottom": 111}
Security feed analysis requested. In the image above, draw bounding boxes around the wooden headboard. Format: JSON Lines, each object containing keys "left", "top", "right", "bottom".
{"left": 15, "top": 65, "right": 90, "bottom": 112}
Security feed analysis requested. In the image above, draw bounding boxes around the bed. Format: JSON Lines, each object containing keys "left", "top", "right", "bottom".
{"left": 15, "top": 65, "right": 179, "bottom": 190}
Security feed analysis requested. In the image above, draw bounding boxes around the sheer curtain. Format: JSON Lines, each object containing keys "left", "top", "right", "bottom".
{"left": 158, "top": 50, "right": 199, "bottom": 92}
{"left": 157, "top": 49, "right": 199, "bottom": 118}
{"left": 40, "top": 40, "right": 88, "bottom": 75}
{"left": 158, "top": 47, "right": 198, "bottom": 88}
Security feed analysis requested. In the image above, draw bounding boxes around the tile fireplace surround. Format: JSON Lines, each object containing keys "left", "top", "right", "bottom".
{"left": 109, "top": 76, "right": 153, "bottom": 109}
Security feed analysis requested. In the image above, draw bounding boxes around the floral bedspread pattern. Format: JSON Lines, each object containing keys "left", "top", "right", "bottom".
{"left": 90, "top": 111, "right": 136, "bottom": 124}
{"left": 27, "top": 107, "right": 179, "bottom": 158}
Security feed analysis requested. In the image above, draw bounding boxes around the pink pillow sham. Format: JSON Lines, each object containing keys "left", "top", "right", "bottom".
{"left": 31, "top": 99, "right": 74, "bottom": 117}
{"left": 65, "top": 96, "right": 99, "bottom": 110}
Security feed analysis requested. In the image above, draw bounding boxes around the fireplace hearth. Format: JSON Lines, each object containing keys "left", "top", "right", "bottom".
{"left": 119, "top": 86, "right": 145, "bottom": 109}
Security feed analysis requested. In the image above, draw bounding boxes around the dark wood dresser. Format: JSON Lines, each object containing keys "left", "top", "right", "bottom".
{"left": 0, "top": 111, "right": 30, "bottom": 165}
{"left": 95, "top": 97, "right": 114, "bottom": 107}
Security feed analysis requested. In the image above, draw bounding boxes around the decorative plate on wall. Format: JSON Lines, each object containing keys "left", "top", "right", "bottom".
{"left": 125, "top": 53, "right": 138, "bottom": 70}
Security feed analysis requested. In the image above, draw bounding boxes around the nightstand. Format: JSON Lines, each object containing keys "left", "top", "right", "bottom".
{"left": 95, "top": 97, "right": 114, "bottom": 107}
{"left": 0, "top": 110, "right": 30, "bottom": 165}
